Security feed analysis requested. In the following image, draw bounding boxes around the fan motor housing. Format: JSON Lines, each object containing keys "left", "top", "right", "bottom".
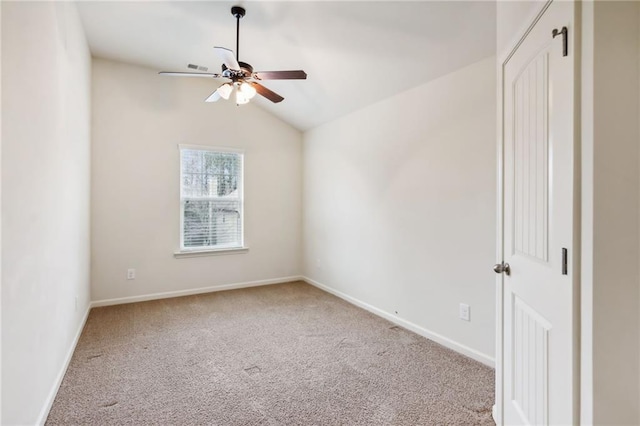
{"left": 222, "top": 61, "right": 254, "bottom": 79}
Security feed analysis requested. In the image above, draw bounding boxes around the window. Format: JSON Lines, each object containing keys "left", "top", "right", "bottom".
{"left": 179, "top": 145, "right": 244, "bottom": 252}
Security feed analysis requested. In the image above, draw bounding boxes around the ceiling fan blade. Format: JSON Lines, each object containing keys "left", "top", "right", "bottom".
{"left": 252, "top": 70, "right": 307, "bottom": 80}
{"left": 214, "top": 46, "right": 240, "bottom": 71}
{"left": 159, "top": 71, "right": 222, "bottom": 78}
{"left": 204, "top": 90, "right": 221, "bottom": 103}
{"left": 251, "top": 82, "right": 284, "bottom": 103}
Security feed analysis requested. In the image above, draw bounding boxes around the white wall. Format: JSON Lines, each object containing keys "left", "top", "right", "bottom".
{"left": 1, "top": 2, "right": 92, "bottom": 424}
{"left": 0, "top": 2, "right": 4, "bottom": 421}
{"left": 0, "top": 2, "right": 4, "bottom": 422}
{"left": 588, "top": 2, "right": 640, "bottom": 424}
{"left": 91, "top": 58, "right": 303, "bottom": 302}
{"left": 581, "top": 2, "right": 640, "bottom": 424}
{"left": 496, "top": 1, "right": 543, "bottom": 55}
{"left": 303, "top": 57, "right": 496, "bottom": 363}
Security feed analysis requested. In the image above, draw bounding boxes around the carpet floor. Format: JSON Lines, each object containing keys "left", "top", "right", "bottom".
{"left": 47, "top": 281, "right": 495, "bottom": 425}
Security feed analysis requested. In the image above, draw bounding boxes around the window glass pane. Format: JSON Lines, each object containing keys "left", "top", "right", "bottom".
{"left": 181, "top": 150, "right": 241, "bottom": 198}
{"left": 183, "top": 199, "right": 241, "bottom": 248}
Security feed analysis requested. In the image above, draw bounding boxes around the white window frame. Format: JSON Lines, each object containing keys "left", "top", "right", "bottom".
{"left": 175, "top": 144, "right": 248, "bottom": 258}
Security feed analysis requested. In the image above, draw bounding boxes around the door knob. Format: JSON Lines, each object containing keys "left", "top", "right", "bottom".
{"left": 493, "top": 262, "right": 511, "bottom": 276}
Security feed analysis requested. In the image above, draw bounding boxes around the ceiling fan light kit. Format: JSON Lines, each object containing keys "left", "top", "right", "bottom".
{"left": 159, "top": 5, "right": 307, "bottom": 106}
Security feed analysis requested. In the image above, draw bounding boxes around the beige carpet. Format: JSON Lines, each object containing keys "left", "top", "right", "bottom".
{"left": 47, "top": 281, "right": 494, "bottom": 425}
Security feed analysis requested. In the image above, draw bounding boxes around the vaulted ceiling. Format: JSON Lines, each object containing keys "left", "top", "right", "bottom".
{"left": 78, "top": 1, "right": 496, "bottom": 131}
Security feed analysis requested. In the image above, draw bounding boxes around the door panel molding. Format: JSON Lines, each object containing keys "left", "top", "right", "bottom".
{"left": 512, "top": 51, "right": 550, "bottom": 262}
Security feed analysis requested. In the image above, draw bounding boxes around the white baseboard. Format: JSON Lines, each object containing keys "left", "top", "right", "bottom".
{"left": 37, "top": 304, "right": 92, "bottom": 425}
{"left": 91, "top": 276, "right": 304, "bottom": 308}
{"left": 302, "top": 276, "right": 495, "bottom": 368}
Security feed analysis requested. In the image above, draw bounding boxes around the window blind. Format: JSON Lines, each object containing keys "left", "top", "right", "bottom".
{"left": 180, "top": 147, "right": 243, "bottom": 250}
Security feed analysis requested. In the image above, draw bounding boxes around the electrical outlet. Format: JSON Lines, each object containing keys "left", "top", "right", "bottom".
{"left": 316, "top": 259, "right": 321, "bottom": 269}
{"left": 459, "top": 303, "right": 470, "bottom": 321}
{"left": 127, "top": 268, "right": 136, "bottom": 280}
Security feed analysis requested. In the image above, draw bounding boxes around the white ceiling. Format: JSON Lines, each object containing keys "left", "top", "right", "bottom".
{"left": 77, "top": 1, "right": 496, "bottom": 131}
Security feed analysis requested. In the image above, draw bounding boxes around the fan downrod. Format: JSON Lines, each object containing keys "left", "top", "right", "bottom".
{"left": 231, "top": 6, "right": 246, "bottom": 61}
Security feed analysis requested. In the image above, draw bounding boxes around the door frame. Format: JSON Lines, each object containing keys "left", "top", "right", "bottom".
{"left": 494, "top": 1, "right": 582, "bottom": 423}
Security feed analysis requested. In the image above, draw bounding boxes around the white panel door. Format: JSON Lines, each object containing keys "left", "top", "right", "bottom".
{"left": 500, "top": 1, "right": 577, "bottom": 424}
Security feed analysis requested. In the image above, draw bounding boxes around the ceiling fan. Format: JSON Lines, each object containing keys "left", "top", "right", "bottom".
{"left": 159, "top": 6, "right": 307, "bottom": 105}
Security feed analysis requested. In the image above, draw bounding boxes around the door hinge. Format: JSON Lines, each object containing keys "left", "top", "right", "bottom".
{"left": 562, "top": 248, "right": 568, "bottom": 275}
{"left": 552, "top": 26, "right": 568, "bottom": 57}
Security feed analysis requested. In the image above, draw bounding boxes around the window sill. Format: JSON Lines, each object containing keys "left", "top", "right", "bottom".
{"left": 174, "top": 247, "right": 249, "bottom": 258}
